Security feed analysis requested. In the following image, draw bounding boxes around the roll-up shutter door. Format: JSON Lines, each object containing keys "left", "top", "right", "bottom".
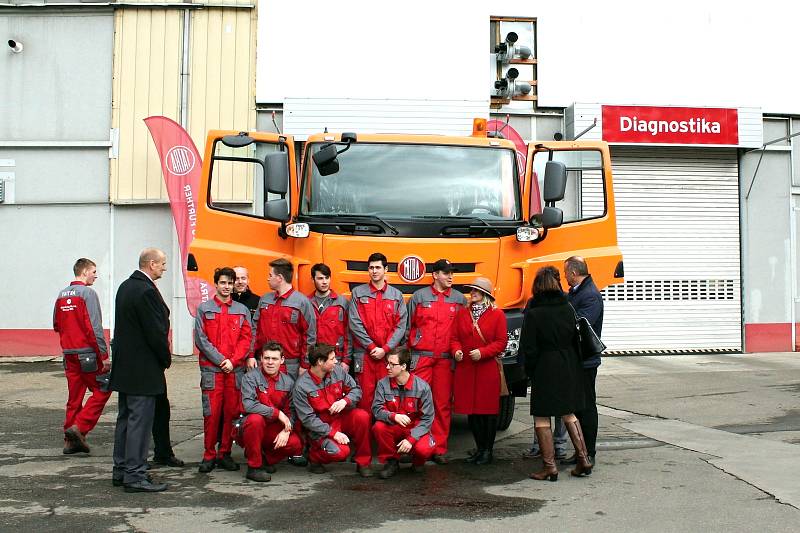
{"left": 601, "top": 147, "right": 741, "bottom": 353}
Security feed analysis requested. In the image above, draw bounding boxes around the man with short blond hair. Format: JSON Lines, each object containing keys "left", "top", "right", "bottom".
{"left": 53, "top": 257, "right": 111, "bottom": 455}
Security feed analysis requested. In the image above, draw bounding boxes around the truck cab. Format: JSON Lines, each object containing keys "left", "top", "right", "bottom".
{"left": 189, "top": 123, "right": 623, "bottom": 429}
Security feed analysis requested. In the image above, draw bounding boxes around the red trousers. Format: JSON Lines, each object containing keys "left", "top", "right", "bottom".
{"left": 414, "top": 356, "right": 453, "bottom": 455}
{"left": 357, "top": 355, "right": 385, "bottom": 411}
{"left": 240, "top": 414, "right": 303, "bottom": 468}
{"left": 201, "top": 371, "right": 241, "bottom": 461}
{"left": 372, "top": 421, "right": 436, "bottom": 466}
{"left": 63, "top": 355, "right": 111, "bottom": 435}
{"left": 308, "top": 408, "right": 372, "bottom": 467}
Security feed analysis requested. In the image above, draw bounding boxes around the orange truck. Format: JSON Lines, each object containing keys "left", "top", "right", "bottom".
{"left": 188, "top": 119, "right": 623, "bottom": 429}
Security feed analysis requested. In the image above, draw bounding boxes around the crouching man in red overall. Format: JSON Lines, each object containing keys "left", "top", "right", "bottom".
{"left": 239, "top": 341, "right": 303, "bottom": 482}
{"left": 53, "top": 258, "right": 112, "bottom": 454}
{"left": 372, "top": 347, "right": 436, "bottom": 479}
{"left": 292, "top": 343, "right": 374, "bottom": 477}
{"left": 194, "top": 267, "right": 253, "bottom": 473}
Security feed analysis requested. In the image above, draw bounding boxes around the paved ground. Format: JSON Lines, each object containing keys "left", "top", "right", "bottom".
{"left": 0, "top": 352, "right": 799, "bottom": 532}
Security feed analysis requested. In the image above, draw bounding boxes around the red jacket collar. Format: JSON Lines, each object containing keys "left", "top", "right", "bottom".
{"left": 213, "top": 295, "right": 232, "bottom": 307}
{"left": 276, "top": 287, "right": 295, "bottom": 301}
{"left": 389, "top": 374, "right": 414, "bottom": 390}
{"left": 260, "top": 368, "right": 281, "bottom": 383}
{"left": 369, "top": 282, "right": 388, "bottom": 294}
{"left": 70, "top": 281, "right": 87, "bottom": 286}
{"left": 431, "top": 284, "right": 451, "bottom": 297}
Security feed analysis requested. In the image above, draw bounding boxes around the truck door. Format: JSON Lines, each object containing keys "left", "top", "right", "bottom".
{"left": 525, "top": 141, "right": 624, "bottom": 290}
{"left": 189, "top": 131, "right": 297, "bottom": 296}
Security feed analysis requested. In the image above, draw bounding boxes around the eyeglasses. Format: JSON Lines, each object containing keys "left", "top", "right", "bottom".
{"left": 385, "top": 362, "right": 403, "bottom": 369}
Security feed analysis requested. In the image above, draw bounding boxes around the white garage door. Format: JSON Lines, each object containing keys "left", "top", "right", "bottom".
{"left": 601, "top": 147, "right": 742, "bottom": 353}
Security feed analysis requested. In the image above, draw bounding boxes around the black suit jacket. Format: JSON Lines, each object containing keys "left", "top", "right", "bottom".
{"left": 109, "top": 270, "right": 172, "bottom": 395}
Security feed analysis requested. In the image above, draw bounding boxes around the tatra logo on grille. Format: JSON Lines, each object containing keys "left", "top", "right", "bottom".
{"left": 398, "top": 256, "right": 426, "bottom": 283}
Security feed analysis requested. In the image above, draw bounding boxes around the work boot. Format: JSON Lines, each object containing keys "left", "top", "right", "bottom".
{"left": 63, "top": 438, "right": 81, "bottom": 455}
{"left": 287, "top": 455, "right": 308, "bottom": 467}
{"left": 198, "top": 459, "right": 216, "bottom": 473}
{"left": 217, "top": 454, "right": 240, "bottom": 471}
{"left": 246, "top": 466, "right": 271, "bottom": 482}
{"left": 64, "top": 426, "right": 90, "bottom": 454}
{"left": 529, "top": 427, "right": 559, "bottom": 482}
{"left": 564, "top": 419, "right": 593, "bottom": 477}
{"left": 411, "top": 463, "right": 426, "bottom": 474}
{"left": 430, "top": 454, "right": 449, "bottom": 465}
{"left": 307, "top": 462, "right": 327, "bottom": 474}
{"left": 356, "top": 464, "right": 374, "bottom": 478}
{"left": 378, "top": 459, "right": 400, "bottom": 479}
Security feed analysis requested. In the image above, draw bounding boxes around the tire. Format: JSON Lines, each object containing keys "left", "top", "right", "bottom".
{"left": 497, "top": 395, "right": 515, "bottom": 431}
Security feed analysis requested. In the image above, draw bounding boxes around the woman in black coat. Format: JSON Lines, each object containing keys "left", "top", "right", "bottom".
{"left": 519, "top": 266, "right": 592, "bottom": 481}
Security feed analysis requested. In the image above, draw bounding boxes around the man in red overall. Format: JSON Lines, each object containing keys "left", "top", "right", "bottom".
{"left": 194, "top": 267, "right": 253, "bottom": 473}
{"left": 253, "top": 258, "right": 317, "bottom": 379}
{"left": 407, "top": 258, "right": 466, "bottom": 464}
{"left": 372, "top": 347, "right": 436, "bottom": 479}
{"left": 308, "top": 263, "right": 350, "bottom": 372}
{"left": 53, "top": 257, "right": 112, "bottom": 454}
{"left": 292, "top": 343, "right": 373, "bottom": 477}
{"left": 348, "top": 252, "right": 408, "bottom": 411}
{"left": 239, "top": 341, "right": 303, "bottom": 482}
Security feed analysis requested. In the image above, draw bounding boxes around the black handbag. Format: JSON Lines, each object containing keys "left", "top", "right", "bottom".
{"left": 571, "top": 306, "right": 606, "bottom": 360}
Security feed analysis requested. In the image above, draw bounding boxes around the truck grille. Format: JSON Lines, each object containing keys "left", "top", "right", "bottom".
{"left": 348, "top": 282, "right": 473, "bottom": 295}
{"left": 345, "top": 261, "right": 477, "bottom": 273}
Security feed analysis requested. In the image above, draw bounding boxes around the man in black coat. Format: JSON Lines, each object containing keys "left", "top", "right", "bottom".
{"left": 564, "top": 256, "right": 603, "bottom": 465}
{"left": 109, "top": 248, "right": 171, "bottom": 492}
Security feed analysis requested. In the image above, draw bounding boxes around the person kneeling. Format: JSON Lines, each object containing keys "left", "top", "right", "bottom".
{"left": 372, "top": 347, "right": 436, "bottom": 479}
{"left": 292, "top": 343, "right": 373, "bottom": 477}
{"left": 239, "top": 341, "right": 303, "bottom": 482}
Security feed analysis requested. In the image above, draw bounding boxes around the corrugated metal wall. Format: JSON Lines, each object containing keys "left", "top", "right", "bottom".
{"left": 111, "top": 5, "right": 257, "bottom": 203}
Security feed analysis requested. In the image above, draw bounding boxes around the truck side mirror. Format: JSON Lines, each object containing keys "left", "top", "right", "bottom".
{"left": 264, "top": 198, "right": 290, "bottom": 222}
{"left": 312, "top": 144, "right": 340, "bottom": 176}
{"left": 264, "top": 152, "right": 289, "bottom": 195}
{"left": 541, "top": 206, "right": 563, "bottom": 228}
{"left": 543, "top": 161, "right": 567, "bottom": 203}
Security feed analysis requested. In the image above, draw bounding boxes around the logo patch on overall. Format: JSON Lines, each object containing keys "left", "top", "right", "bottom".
{"left": 398, "top": 256, "right": 426, "bottom": 283}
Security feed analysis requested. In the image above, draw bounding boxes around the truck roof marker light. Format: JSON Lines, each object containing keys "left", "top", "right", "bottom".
{"left": 472, "top": 118, "right": 488, "bottom": 137}
{"left": 285, "top": 223, "right": 310, "bottom": 238}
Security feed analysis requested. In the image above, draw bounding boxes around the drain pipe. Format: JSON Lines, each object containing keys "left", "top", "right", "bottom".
{"left": 171, "top": 8, "right": 194, "bottom": 355}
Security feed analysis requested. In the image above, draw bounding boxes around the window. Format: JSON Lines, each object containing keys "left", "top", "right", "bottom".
{"left": 208, "top": 140, "right": 285, "bottom": 218}
{"left": 532, "top": 149, "right": 606, "bottom": 223}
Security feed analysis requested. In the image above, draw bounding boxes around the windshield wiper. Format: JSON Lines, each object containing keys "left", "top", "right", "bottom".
{"left": 307, "top": 214, "right": 399, "bottom": 236}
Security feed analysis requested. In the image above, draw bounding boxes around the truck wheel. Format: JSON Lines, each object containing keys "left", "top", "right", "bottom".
{"left": 497, "top": 395, "right": 515, "bottom": 431}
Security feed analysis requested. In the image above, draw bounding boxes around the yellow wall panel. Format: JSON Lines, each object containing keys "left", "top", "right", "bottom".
{"left": 112, "top": 6, "right": 255, "bottom": 203}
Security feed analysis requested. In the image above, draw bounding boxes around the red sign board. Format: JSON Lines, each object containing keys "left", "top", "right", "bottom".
{"left": 602, "top": 106, "right": 739, "bottom": 145}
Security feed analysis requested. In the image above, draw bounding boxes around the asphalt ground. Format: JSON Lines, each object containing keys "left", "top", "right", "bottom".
{"left": 0, "top": 353, "right": 799, "bottom": 532}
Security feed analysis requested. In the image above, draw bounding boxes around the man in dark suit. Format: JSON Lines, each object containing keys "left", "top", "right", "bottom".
{"left": 109, "top": 248, "right": 172, "bottom": 492}
{"left": 564, "top": 256, "right": 604, "bottom": 466}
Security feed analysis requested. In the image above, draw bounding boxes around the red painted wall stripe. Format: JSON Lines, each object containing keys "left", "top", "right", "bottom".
{"left": 0, "top": 329, "right": 110, "bottom": 357}
{"left": 743, "top": 323, "right": 794, "bottom": 353}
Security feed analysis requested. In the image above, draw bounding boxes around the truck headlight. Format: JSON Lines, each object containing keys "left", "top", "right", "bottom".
{"left": 505, "top": 327, "right": 522, "bottom": 356}
{"left": 516, "top": 226, "right": 539, "bottom": 242}
{"left": 285, "top": 223, "right": 309, "bottom": 238}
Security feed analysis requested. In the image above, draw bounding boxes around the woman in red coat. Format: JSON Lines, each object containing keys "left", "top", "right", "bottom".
{"left": 451, "top": 277, "right": 508, "bottom": 465}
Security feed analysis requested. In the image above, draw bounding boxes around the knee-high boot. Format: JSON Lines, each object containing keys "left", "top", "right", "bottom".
{"left": 564, "top": 419, "right": 593, "bottom": 477}
{"left": 529, "top": 426, "right": 558, "bottom": 481}
{"left": 466, "top": 415, "right": 483, "bottom": 463}
{"left": 474, "top": 416, "right": 494, "bottom": 465}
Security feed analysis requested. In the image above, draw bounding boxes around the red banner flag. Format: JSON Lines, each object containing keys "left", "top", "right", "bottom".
{"left": 144, "top": 116, "right": 209, "bottom": 317}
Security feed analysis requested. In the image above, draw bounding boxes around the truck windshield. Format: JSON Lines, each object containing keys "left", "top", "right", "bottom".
{"left": 301, "top": 143, "right": 520, "bottom": 220}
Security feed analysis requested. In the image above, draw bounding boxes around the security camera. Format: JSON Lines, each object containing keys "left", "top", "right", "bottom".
{"left": 8, "top": 40, "right": 23, "bottom": 53}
